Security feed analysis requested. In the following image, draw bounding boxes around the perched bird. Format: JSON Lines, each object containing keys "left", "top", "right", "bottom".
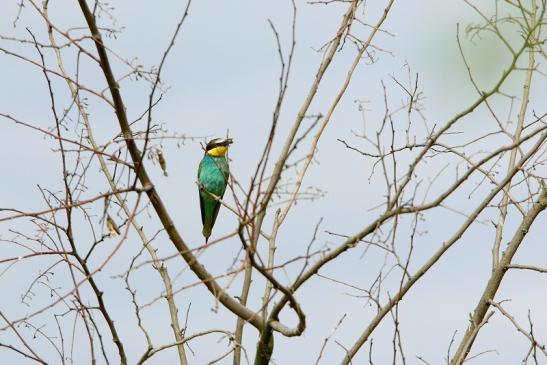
{"left": 198, "top": 137, "right": 233, "bottom": 242}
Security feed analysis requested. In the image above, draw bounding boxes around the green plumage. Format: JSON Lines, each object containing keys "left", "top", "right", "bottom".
{"left": 198, "top": 153, "right": 229, "bottom": 242}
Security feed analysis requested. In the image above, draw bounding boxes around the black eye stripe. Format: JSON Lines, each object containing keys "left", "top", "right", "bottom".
{"left": 205, "top": 138, "right": 231, "bottom": 151}
{"left": 206, "top": 143, "right": 221, "bottom": 151}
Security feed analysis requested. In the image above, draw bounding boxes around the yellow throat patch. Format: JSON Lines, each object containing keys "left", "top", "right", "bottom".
{"left": 207, "top": 145, "right": 228, "bottom": 157}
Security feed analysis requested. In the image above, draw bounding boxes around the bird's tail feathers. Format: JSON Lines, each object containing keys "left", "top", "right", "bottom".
{"left": 202, "top": 225, "right": 212, "bottom": 244}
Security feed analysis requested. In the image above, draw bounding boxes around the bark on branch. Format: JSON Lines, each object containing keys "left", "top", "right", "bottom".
{"left": 450, "top": 185, "right": 547, "bottom": 365}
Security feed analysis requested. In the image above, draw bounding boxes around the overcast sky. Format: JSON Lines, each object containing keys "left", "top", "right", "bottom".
{"left": 1, "top": 1, "right": 546, "bottom": 364}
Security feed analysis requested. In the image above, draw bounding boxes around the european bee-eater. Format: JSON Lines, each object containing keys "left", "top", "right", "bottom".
{"left": 198, "top": 137, "right": 233, "bottom": 242}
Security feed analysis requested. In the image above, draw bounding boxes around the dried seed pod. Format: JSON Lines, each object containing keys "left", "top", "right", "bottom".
{"left": 106, "top": 215, "right": 120, "bottom": 237}
{"left": 157, "top": 150, "right": 168, "bottom": 177}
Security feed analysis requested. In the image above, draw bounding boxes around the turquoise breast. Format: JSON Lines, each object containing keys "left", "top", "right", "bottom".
{"left": 198, "top": 154, "right": 229, "bottom": 198}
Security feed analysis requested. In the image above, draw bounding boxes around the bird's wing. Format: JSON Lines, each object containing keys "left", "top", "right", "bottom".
{"left": 199, "top": 192, "right": 206, "bottom": 225}
{"left": 210, "top": 201, "right": 221, "bottom": 231}
{"left": 198, "top": 159, "right": 206, "bottom": 225}
{"left": 210, "top": 158, "right": 229, "bottom": 229}
{"left": 209, "top": 190, "right": 226, "bottom": 230}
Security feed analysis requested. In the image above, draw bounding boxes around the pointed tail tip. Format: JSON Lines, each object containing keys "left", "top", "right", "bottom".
{"left": 202, "top": 227, "right": 211, "bottom": 245}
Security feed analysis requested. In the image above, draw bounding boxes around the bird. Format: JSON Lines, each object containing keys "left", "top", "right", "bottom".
{"left": 198, "top": 137, "right": 233, "bottom": 243}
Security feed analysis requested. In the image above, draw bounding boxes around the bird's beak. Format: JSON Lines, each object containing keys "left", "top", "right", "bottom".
{"left": 223, "top": 138, "right": 234, "bottom": 146}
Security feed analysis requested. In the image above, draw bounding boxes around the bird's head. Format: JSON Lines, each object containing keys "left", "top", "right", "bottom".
{"left": 205, "top": 137, "right": 233, "bottom": 157}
